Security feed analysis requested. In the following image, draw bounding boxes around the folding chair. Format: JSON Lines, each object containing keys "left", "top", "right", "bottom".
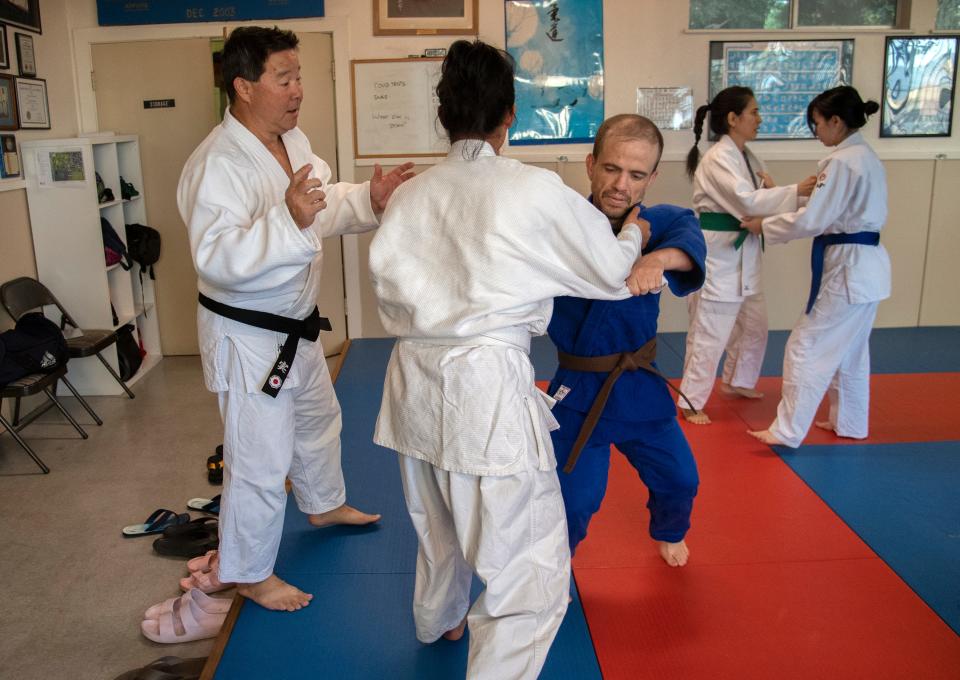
{"left": 0, "top": 365, "right": 89, "bottom": 474}
{"left": 1, "top": 277, "right": 135, "bottom": 400}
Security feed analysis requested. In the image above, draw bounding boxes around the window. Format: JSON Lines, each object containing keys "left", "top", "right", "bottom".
{"left": 690, "top": 0, "right": 901, "bottom": 29}
{"left": 937, "top": 0, "right": 960, "bottom": 30}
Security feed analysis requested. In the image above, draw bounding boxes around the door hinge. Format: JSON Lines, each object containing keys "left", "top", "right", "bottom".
{"left": 90, "top": 70, "right": 96, "bottom": 92}
{"left": 330, "top": 59, "right": 335, "bottom": 81}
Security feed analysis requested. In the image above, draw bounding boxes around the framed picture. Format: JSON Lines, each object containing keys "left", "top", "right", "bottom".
{"left": 373, "top": 0, "right": 478, "bottom": 36}
{"left": 14, "top": 76, "right": 47, "bottom": 129}
{"left": 708, "top": 40, "right": 854, "bottom": 140}
{"left": 0, "top": 73, "right": 18, "bottom": 130}
{"left": 881, "top": 36, "right": 958, "bottom": 138}
{"left": 0, "top": 0, "right": 40, "bottom": 34}
{"left": 14, "top": 31, "right": 34, "bottom": 77}
{"left": 1, "top": 133, "right": 19, "bottom": 178}
{"left": 0, "top": 24, "right": 8, "bottom": 69}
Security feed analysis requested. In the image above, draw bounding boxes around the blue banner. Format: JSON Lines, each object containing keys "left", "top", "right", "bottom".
{"left": 96, "top": 1, "right": 324, "bottom": 26}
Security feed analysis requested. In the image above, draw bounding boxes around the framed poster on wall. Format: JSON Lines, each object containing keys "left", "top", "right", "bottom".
{"left": 0, "top": 0, "right": 41, "bottom": 34}
{"left": 0, "top": 73, "right": 18, "bottom": 130}
{"left": 373, "top": 0, "right": 478, "bottom": 35}
{"left": 709, "top": 40, "right": 854, "bottom": 139}
{"left": 881, "top": 36, "right": 958, "bottom": 138}
{"left": 505, "top": 0, "right": 605, "bottom": 145}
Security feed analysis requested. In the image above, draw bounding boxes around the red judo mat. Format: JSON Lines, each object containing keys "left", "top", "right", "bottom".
{"left": 714, "top": 373, "right": 960, "bottom": 445}
{"left": 565, "top": 380, "right": 960, "bottom": 679}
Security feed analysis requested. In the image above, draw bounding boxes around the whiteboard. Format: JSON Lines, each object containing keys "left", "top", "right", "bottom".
{"left": 351, "top": 58, "right": 449, "bottom": 158}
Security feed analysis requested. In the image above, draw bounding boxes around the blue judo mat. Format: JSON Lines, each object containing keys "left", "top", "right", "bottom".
{"left": 214, "top": 338, "right": 602, "bottom": 680}
{"left": 776, "top": 440, "right": 960, "bottom": 635}
{"left": 215, "top": 329, "right": 960, "bottom": 677}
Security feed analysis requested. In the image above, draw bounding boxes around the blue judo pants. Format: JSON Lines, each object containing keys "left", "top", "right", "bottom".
{"left": 552, "top": 403, "right": 699, "bottom": 555}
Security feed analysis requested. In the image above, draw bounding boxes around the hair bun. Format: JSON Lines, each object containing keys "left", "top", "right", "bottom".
{"left": 864, "top": 100, "right": 880, "bottom": 116}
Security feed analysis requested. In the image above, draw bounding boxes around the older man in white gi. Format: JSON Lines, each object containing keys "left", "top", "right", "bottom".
{"left": 178, "top": 26, "right": 413, "bottom": 612}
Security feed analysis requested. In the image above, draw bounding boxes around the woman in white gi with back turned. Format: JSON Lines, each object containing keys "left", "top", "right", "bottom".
{"left": 369, "top": 40, "right": 647, "bottom": 680}
{"left": 678, "top": 87, "right": 816, "bottom": 424}
{"left": 743, "top": 86, "right": 890, "bottom": 448}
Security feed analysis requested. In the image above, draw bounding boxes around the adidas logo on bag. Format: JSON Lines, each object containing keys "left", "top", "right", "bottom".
{"left": 40, "top": 351, "right": 57, "bottom": 369}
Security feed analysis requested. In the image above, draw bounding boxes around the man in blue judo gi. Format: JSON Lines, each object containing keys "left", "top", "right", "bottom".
{"left": 547, "top": 114, "right": 707, "bottom": 566}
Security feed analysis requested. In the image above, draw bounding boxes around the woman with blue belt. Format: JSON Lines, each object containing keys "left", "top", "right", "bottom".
{"left": 742, "top": 86, "right": 890, "bottom": 447}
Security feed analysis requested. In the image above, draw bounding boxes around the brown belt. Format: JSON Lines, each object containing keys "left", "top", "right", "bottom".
{"left": 557, "top": 338, "right": 697, "bottom": 473}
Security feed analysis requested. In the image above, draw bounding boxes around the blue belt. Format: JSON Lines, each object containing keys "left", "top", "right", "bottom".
{"left": 806, "top": 231, "right": 880, "bottom": 314}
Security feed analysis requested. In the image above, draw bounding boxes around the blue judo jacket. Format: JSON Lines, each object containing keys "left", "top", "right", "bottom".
{"left": 547, "top": 203, "right": 707, "bottom": 423}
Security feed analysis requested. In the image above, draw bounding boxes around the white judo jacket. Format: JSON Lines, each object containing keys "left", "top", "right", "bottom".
{"left": 693, "top": 135, "right": 800, "bottom": 301}
{"left": 761, "top": 132, "right": 891, "bottom": 305}
{"left": 370, "top": 140, "right": 644, "bottom": 476}
{"left": 178, "top": 108, "right": 378, "bottom": 393}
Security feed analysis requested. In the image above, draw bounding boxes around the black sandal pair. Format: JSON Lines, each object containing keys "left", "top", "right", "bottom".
{"left": 152, "top": 517, "right": 218, "bottom": 558}
{"left": 112, "top": 655, "right": 205, "bottom": 680}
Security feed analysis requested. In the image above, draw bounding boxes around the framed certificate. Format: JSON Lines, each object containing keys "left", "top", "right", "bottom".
{"left": 14, "top": 76, "right": 48, "bottom": 129}
{"left": 15, "top": 31, "right": 35, "bottom": 77}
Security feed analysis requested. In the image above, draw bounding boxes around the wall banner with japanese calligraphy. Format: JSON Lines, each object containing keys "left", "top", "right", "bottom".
{"left": 708, "top": 40, "right": 854, "bottom": 140}
{"left": 505, "top": 0, "right": 604, "bottom": 145}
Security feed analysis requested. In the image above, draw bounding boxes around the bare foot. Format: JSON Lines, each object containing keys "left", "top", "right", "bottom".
{"left": 442, "top": 616, "right": 467, "bottom": 641}
{"left": 308, "top": 504, "right": 381, "bottom": 528}
{"left": 748, "top": 429, "right": 784, "bottom": 445}
{"left": 720, "top": 383, "right": 764, "bottom": 399}
{"left": 659, "top": 540, "right": 690, "bottom": 567}
{"left": 238, "top": 574, "right": 312, "bottom": 612}
{"left": 681, "top": 408, "right": 711, "bottom": 425}
{"left": 814, "top": 420, "right": 835, "bottom": 432}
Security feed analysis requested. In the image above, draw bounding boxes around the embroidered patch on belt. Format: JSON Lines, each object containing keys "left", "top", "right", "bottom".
{"left": 268, "top": 375, "right": 282, "bottom": 389}
{"left": 554, "top": 385, "right": 571, "bottom": 401}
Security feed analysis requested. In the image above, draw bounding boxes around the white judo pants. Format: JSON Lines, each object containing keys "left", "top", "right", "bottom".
{"left": 679, "top": 290, "right": 768, "bottom": 410}
{"left": 399, "top": 455, "right": 570, "bottom": 680}
{"left": 769, "top": 295, "right": 878, "bottom": 448}
{"left": 216, "top": 341, "right": 346, "bottom": 583}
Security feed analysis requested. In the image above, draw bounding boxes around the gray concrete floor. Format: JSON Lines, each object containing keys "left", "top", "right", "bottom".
{"left": 0, "top": 357, "right": 232, "bottom": 679}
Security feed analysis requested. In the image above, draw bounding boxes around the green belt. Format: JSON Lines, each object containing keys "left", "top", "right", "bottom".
{"left": 699, "top": 212, "right": 762, "bottom": 251}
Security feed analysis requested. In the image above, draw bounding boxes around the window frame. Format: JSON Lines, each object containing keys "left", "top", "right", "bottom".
{"left": 687, "top": 0, "right": 911, "bottom": 32}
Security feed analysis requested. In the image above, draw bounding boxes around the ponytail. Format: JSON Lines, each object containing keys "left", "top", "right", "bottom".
{"left": 685, "top": 104, "right": 710, "bottom": 179}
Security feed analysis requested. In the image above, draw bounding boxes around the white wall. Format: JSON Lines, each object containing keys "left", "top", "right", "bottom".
{"left": 34, "top": 0, "right": 960, "bottom": 340}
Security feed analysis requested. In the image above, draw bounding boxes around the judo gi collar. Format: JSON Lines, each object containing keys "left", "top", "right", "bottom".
{"left": 447, "top": 139, "right": 497, "bottom": 160}
{"left": 587, "top": 195, "right": 643, "bottom": 236}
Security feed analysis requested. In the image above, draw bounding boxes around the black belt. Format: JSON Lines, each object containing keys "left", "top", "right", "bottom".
{"left": 198, "top": 293, "right": 331, "bottom": 398}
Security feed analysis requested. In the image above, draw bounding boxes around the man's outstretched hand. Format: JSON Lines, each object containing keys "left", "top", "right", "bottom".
{"left": 286, "top": 164, "right": 326, "bottom": 230}
{"left": 370, "top": 162, "right": 416, "bottom": 214}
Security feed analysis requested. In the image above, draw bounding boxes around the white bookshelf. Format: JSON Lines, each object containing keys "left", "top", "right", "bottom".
{"left": 21, "top": 134, "right": 162, "bottom": 395}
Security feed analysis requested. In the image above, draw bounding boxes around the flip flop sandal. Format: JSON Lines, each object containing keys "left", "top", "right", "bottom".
{"left": 180, "top": 567, "right": 235, "bottom": 594}
{"left": 122, "top": 509, "right": 191, "bottom": 538}
{"left": 153, "top": 522, "right": 218, "bottom": 558}
{"left": 186, "top": 549, "right": 217, "bottom": 574}
{"left": 186, "top": 494, "right": 221, "bottom": 515}
{"left": 153, "top": 534, "right": 219, "bottom": 558}
{"left": 111, "top": 656, "right": 206, "bottom": 680}
{"left": 141, "top": 589, "right": 230, "bottom": 643}
{"left": 161, "top": 516, "right": 218, "bottom": 538}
